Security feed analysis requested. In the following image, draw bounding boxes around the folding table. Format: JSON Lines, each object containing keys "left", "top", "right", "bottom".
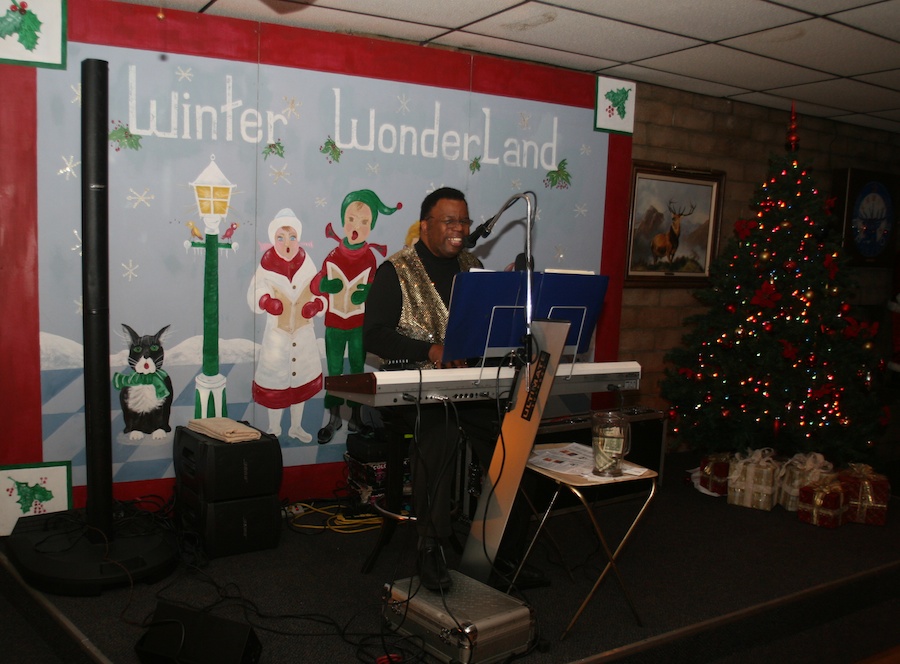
{"left": 518, "top": 443, "right": 657, "bottom": 639}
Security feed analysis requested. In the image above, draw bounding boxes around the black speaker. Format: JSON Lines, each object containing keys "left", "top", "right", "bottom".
{"left": 174, "top": 425, "right": 282, "bottom": 502}
{"left": 176, "top": 484, "right": 281, "bottom": 558}
{"left": 135, "top": 601, "right": 261, "bottom": 664}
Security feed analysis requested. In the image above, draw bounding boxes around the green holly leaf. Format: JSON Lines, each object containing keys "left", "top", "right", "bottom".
{"left": 0, "top": 9, "right": 24, "bottom": 40}
{"left": 263, "top": 140, "right": 285, "bottom": 159}
{"left": 9, "top": 477, "right": 53, "bottom": 514}
{"left": 16, "top": 9, "right": 40, "bottom": 51}
{"left": 604, "top": 87, "right": 630, "bottom": 119}
{"left": 319, "top": 136, "right": 342, "bottom": 164}
{"left": 0, "top": 8, "right": 41, "bottom": 51}
{"left": 544, "top": 159, "right": 572, "bottom": 190}
{"left": 109, "top": 123, "right": 142, "bottom": 151}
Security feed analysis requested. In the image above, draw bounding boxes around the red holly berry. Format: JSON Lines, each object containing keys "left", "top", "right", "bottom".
{"left": 21, "top": 1, "right": 27, "bottom": 7}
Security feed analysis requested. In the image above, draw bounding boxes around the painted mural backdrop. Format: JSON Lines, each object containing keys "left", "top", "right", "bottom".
{"left": 36, "top": 41, "right": 610, "bottom": 486}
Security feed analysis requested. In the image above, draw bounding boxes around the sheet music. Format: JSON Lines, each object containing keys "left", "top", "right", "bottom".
{"left": 529, "top": 443, "right": 646, "bottom": 481}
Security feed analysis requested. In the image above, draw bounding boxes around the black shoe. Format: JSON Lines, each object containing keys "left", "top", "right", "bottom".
{"left": 417, "top": 542, "right": 452, "bottom": 592}
{"left": 490, "top": 558, "right": 550, "bottom": 591}
{"left": 317, "top": 410, "right": 342, "bottom": 444}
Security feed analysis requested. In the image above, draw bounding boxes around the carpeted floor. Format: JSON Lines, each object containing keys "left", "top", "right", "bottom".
{"left": 2, "top": 448, "right": 899, "bottom": 664}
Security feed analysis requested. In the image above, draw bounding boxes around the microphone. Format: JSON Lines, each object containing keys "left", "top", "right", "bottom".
{"left": 463, "top": 212, "right": 501, "bottom": 248}
{"left": 464, "top": 192, "right": 530, "bottom": 249}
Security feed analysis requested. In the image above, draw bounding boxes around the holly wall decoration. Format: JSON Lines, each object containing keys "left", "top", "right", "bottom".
{"left": 109, "top": 121, "right": 142, "bottom": 152}
{"left": 543, "top": 158, "right": 572, "bottom": 190}
{"left": 0, "top": 1, "right": 41, "bottom": 51}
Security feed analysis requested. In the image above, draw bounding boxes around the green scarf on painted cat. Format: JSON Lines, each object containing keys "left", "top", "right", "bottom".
{"left": 112, "top": 369, "right": 170, "bottom": 399}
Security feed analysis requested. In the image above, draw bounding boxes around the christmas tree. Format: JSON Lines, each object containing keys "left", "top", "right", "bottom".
{"left": 661, "top": 116, "right": 887, "bottom": 464}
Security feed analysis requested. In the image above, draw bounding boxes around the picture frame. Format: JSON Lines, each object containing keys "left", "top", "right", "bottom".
{"left": 0, "top": 460, "right": 72, "bottom": 536}
{"left": 0, "top": 0, "right": 67, "bottom": 70}
{"left": 626, "top": 161, "right": 724, "bottom": 287}
{"left": 832, "top": 168, "right": 897, "bottom": 267}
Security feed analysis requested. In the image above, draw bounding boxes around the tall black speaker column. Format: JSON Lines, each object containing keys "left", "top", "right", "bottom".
{"left": 5, "top": 60, "right": 178, "bottom": 596}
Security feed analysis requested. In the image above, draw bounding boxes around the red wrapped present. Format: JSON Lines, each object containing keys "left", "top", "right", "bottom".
{"left": 839, "top": 463, "right": 890, "bottom": 526}
{"left": 699, "top": 453, "right": 731, "bottom": 495}
{"left": 728, "top": 448, "right": 781, "bottom": 510}
{"left": 798, "top": 479, "right": 847, "bottom": 528}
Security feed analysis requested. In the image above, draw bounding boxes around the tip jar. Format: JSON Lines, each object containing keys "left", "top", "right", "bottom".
{"left": 591, "top": 410, "right": 631, "bottom": 477}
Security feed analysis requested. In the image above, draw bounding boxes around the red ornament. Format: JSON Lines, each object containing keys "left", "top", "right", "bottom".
{"left": 763, "top": 321, "right": 773, "bottom": 332}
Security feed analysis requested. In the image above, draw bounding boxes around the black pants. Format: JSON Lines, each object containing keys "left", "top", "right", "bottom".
{"left": 380, "top": 400, "right": 533, "bottom": 562}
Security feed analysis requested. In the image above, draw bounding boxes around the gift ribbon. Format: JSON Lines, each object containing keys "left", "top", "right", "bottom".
{"left": 844, "top": 463, "right": 888, "bottom": 520}
{"left": 805, "top": 480, "right": 844, "bottom": 525}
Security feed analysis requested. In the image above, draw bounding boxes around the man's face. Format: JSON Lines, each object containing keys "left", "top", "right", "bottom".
{"left": 274, "top": 225, "right": 299, "bottom": 260}
{"left": 419, "top": 198, "right": 471, "bottom": 259}
{"left": 343, "top": 201, "right": 373, "bottom": 245}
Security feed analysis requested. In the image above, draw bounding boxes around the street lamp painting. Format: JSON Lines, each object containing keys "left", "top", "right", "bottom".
{"left": 187, "top": 155, "right": 238, "bottom": 418}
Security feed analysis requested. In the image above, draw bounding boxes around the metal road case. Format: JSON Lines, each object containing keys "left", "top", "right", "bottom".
{"left": 383, "top": 571, "right": 534, "bottom": 664}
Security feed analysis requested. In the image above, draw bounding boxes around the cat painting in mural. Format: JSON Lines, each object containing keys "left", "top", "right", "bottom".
{"left": 112, "top": 324, "right": 174, "bottom": 440}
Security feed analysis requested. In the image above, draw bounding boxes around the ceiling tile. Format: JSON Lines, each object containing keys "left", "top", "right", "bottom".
{"left": 278, "top": 0, "right": 523, "bottom": 29}
{"left": 770, "top": 0, "right": 876, "bottom": 15}
{"left": 832, "top": 0, "right": 900, "bottom": 42}
{"left": 434, "top": 31, "right": 618, "bottom": 72}
{"left": 598, "top": 64, "right": 749, "bottom": 97}
{"left": 463, "top": 2, "right": 701, "bottom": 62}
{"left": 856, "top": 69, "right": 900, "bottom": 91}
{"left": 727, "top": 92, "right": 847, "bottom": 118}
{"left": 722, "top": 18, "right": 900, "bottom": 76}
{"left": 832, "top": 113, "right": 900, "bottom": 132}
{"left": 205, "top": 0, "right": 447, "bottom": 41}
{"left": 639, "top": 44, "right": 829, "bottom": 90}
{"left": 548, "top": 0, "right": 808, "bottom": 41}
{"left": 776, "top": 78, "right": 900, "bottom": 113}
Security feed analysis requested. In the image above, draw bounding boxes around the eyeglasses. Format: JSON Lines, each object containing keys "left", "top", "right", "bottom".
{"left": 427, "top": 217, "right": 472, "bottom": 228}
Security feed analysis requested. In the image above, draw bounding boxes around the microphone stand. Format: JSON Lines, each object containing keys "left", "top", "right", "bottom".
{"left": 467, "top": 191, "right": 537, "bottom": 367}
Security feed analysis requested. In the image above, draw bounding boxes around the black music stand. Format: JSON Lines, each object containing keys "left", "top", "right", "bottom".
{"left": 443, "top": 270, "right": 609, "bottom": 363}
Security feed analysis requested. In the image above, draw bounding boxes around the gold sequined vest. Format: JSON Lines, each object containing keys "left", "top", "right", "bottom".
{"left": 389, "top": 246, "right": 480, "bottom": 354}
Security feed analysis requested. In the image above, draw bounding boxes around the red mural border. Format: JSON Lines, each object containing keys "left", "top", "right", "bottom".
{"left": 2, "top": 0, "right": 630, "bottom": 506}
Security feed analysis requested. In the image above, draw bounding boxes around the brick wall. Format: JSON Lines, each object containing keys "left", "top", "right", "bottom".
{"left": 620, "top": 82, "right": 900, "bottom": 419}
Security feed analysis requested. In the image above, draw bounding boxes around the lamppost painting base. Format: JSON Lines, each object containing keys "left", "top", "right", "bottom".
{"left": 4, "top": 508, "right": 178, "bottom": 597}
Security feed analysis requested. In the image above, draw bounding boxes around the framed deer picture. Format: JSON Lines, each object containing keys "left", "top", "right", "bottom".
{"left": 626, "top": 161, "right": 724, "bottom": 286}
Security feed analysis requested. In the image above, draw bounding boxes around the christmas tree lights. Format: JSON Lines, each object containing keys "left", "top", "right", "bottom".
{"left": 661, "top": 128, "right": 887, "bottom": 463}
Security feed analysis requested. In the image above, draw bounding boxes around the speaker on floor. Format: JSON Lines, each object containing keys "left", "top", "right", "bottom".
{"left": 135, "top": 601, "right": 261, "bottom": 664}
{"left": 176, "top": 484, "right": 281, "bottom": 558}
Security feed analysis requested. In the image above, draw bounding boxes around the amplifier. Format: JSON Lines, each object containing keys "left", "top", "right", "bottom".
{"left": 174, "top": 425, "right": 282, "bottom": 502}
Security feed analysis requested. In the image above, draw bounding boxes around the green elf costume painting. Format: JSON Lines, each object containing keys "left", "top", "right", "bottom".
{"left": 309, "top": 189, "right": 401, "bottom": 443}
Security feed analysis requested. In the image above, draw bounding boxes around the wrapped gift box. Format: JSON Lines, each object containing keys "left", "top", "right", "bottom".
{"left": 839, "top": 463, "right": 890, "bottom": 526}
{"left": 699, "top": 453, "right": 731, "bottom": 495}
{"left": 776, "top": 452, "right": 835, "bottom": 512}
{"left": 798, "top": 480, "right": 847, "bottom": 528}
{"left": 727, "top": 448, "right": 781, "bottom": 511}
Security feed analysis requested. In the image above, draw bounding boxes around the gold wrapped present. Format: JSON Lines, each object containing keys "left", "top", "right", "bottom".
{"left": 727, "top": 448, "right": 782, "bottom": 511}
